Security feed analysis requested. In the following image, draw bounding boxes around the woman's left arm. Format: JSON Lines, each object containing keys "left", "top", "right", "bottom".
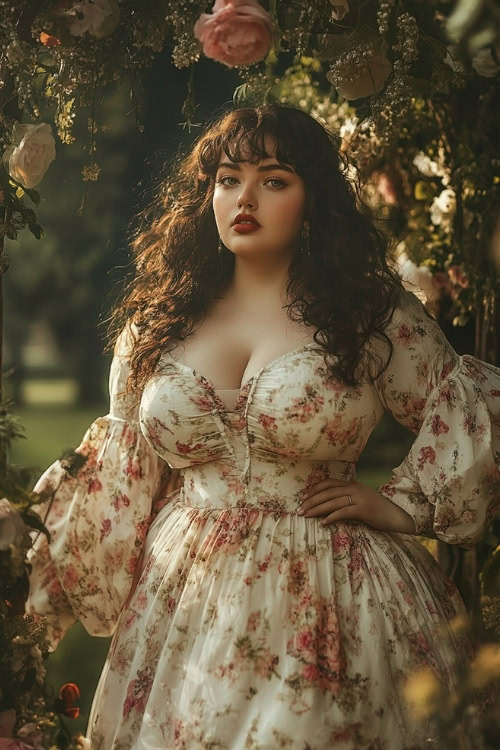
{"left": 298, "top": 290, "right": 500, "bottom": 545}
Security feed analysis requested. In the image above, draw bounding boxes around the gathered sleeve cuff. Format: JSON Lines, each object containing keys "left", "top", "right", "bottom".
{"left": 372, "top": 291, "right": 500, "bottom": 547}
{"left": 26, "top": 322, "right": 171, "bottom": 649}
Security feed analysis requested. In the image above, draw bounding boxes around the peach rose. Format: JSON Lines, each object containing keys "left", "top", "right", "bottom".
{"left": 194, "top": 0, "right": 272, "bottom": 68}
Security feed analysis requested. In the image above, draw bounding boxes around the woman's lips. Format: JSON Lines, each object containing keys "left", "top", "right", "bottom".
{"left": 232, "top": 223, "right": 260, "bottom": 233}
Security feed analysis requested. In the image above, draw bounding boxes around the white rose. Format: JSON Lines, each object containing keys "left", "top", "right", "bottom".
{"left": 413, "top": 152, "right": 441, "bottom": 178}
{"left": 63, "top": 0, "right": 120, "bottom": 38}
{"left": 339, "top": 115, "right": 358, "bottom": 139}
{"left": 329, "top": 1, "right": 350, "bottom": 21}
{"left": 430, "top": 188, "right": 456, "bottom": 231}
{"left": 2, "top": 122, "right": 56, "bottom": 189}
{"left": 412, "top": 150, "right": 451, "bottom": 186}
{"left": 0, "top": 498, "right": 29, "bottom": 551}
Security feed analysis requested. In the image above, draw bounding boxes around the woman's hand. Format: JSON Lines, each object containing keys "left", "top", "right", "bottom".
{"left": 297, "top": 478, "right": 417, "bottom": 535}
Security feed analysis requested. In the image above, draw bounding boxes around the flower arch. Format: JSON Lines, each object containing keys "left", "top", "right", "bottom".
{"left": 0, "top": 2, "right": 499, "bottom": 747}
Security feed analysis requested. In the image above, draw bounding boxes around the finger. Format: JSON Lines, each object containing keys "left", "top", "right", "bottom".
{"left": 300, "top": 488, "right": 355, "bottom": 512}
{"left": 300, "top": 497, "right": 350, "bottom": 517}
{"left": 304, "top": 478, "right": 352, "bottom": 497}
{"left": 320, "top": 506, "right": 359, "bottom": 526}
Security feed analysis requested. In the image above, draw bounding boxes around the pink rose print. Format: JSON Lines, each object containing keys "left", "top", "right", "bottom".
{"left": 247, "top": 610, "right": 261, "bottom": 632}
{"left": 112, "top": 493, "right": 131, "bottom": 511}
{"left": 431, "top": 414, "right": 449, "bottom": 435}
{"left": 417, "top": 445, "right": 436, "bottom": 470}
{"left": 396, "top": 324, "right": 413, "bottom": 344}
{"left": 302, "top": 663, "right": 320, "bottom": 681}
{"left": 258, "top": 413, "right": 277, "bottom": 431}
{"left": 61, "top": 563, "right": 80, "bottom": 592}
{"left": 136, "top": 591, "right": 148, "bottom": 610}
{"left": 100, "top": 518, "right": 112, "bottom": 542}
{"left": 135, "top": 518, "right": 150, "bottom": 543}
{"left": 125, "top": 457, "right": 143, "bottom": 479}
{"left": 122, "top": 667, "right": 154, "bottom": 718}
{"left": 194, "top": 0, "right": 272, "bottom": 68}
{"left": 254, "top": 648, "right": 279, "bottom": 679}
{"left": 87, "top": 477, "right": 102, "bottom": 493}
{"left": 288, "top": 600, "right": 345, "bottom": 696}
{"left": 294, "top": 627, "right": 316, "bottom": 658}
{"left": 331, "top": 529, "right": 350, "bottom": 552}
{"left": 287, "top": 387, "right": 325, "bottom": 423}
{"left": 440, "top": 360, "right": 456, "bottom": 380}
{"left": 176, "top": 440, "right": 205, "bottom": 455}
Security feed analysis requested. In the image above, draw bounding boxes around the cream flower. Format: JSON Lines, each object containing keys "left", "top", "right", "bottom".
{"left": 430, "top": 188, "right": 456, "bottom": 231}
{"left": 61, "top": 0, "right": 120, "bottom": 38}
{"left": 2, "top": 122, "right": 56, "bottom": 189}
{"left": 413, "top": 150, "right": 451, "bottom": 187}
{"left": 329, "top": 1, "right": 350, "bottom": 21}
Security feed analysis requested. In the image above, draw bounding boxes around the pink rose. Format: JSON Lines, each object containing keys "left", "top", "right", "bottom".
{"left": 194, "top": 0, "right": 272, "bottom": 67}
{"left": 418, "top": 446, "right": 436, "bottom": 466}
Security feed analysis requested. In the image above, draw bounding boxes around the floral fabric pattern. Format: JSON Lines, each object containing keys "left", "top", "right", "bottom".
{"left": 26, "top": 291, "right": 499, "bottom": 748}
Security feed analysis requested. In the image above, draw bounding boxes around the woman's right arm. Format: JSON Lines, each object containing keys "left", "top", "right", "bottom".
{"left": 26, "top": 322, "right": 172, "bottom": 650}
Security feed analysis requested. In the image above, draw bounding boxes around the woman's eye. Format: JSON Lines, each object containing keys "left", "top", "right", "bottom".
{"left": 217, "top": 176, "right": 238, "bottom": 186}
{"left": 266, "top": 178, "right": 286, "bottom": 189}
{"left": 216, "top": 176, "right": 286, "bottom": 188}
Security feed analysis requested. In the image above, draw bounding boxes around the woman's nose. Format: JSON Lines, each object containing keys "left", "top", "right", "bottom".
{"left": 237, "top": 182, "right": 257, "bottom": 210}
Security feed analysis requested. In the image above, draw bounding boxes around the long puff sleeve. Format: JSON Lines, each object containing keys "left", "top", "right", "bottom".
{"left": 372, "top": 290, "right": 500, "bottom": 547}
{"left": 26, "top": 322, "right": 171, "bottom": 649}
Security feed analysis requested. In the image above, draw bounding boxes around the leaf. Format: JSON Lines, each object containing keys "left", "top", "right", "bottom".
{"left": 24, "top": 188, "right": 40, "bottom": 205}
{"left": 28, "top": 223, "right": 43, "bottom": 240}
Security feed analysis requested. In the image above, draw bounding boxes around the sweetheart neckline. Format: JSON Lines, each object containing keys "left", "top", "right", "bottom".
{"left": 165, "top": 342, "right": 323, "bottom": 395}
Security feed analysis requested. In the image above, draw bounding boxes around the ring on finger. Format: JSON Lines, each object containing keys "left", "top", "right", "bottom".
{"left": 347, "top": 495, "right": 353, "bottom": 506}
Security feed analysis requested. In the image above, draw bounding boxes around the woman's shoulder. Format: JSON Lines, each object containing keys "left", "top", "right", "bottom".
{"left": 113, "top": 319, "right": 140, "bottom": 358}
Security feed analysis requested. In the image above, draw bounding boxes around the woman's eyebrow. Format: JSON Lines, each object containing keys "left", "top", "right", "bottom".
{"left": 217, "top": 161, "right": 295, "bottom": 174}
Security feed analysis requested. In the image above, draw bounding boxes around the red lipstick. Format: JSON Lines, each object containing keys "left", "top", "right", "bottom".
{"left": 232, "top": 213, "right": 261, "bottom": 233}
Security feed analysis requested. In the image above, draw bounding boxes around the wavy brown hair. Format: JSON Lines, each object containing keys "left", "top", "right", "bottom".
{"left": 106, "top": 101, "right": 404, "bottom": 394}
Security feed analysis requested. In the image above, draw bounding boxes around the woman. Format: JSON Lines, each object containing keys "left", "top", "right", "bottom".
{"left": 27, "top": 103, "right": 499, "bottom": 749}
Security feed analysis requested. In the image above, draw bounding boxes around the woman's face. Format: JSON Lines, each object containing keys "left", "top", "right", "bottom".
{"left": 212, "top": 137, "right": 306, "bottom": 259}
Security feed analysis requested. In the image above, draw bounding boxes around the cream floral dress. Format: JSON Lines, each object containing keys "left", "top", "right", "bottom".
{"left": 27, "top": 291, "right": 500, "bottom": 749}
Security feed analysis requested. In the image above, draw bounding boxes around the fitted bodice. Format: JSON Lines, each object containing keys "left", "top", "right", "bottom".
{"left": 139, "top": 345, "right": 385, "bottom": 513}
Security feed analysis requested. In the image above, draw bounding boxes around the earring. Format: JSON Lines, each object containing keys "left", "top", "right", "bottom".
{"left": 300, "top": 220, "right": 311, "bottom": 256}
{"left": 217, "top": 238, "right": 224, "bottom": 255}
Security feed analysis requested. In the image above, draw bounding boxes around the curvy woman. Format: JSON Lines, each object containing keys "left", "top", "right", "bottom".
{"left": 27, "top": 103, "right": 499, "bottom": 749}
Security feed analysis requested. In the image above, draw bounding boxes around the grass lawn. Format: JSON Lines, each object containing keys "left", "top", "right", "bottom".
{"left": 9, "top": 395, "right": 415, "bottom": 735}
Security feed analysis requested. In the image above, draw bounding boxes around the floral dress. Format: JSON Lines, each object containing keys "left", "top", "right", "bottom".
{"left": 26, "top": 290, "right": 500, "bottom": 749}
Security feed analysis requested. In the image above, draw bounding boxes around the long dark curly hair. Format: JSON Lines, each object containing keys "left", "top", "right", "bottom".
{"left": 106, "top": 101, "right": 404, "bottom": 393}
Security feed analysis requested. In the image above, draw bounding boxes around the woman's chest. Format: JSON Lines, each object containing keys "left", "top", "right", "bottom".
{"left": 167, "top": 305, "right": 319, "bottom": 391}
{"left": 141, "top": 348, "right": 384, "bottom": 469}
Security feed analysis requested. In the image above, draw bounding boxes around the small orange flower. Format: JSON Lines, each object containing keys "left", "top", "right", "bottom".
{"left": 58, "top": 682, "right": 81, "bottom": 719}
{"left": 40, "top": 32, "right": 61, "bottom": 47}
